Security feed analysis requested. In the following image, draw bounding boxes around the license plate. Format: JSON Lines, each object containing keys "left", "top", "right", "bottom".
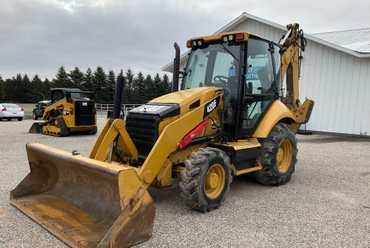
{"left": 82, "top": 102, "right": 88, "bottom": 106}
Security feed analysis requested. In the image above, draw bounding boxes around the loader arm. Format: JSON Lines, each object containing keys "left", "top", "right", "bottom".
{"left": 138, "top": 96, "right": 217, "bottom": 186}
{"left": 90, "top": 119, "right": 138, "bottom": 161}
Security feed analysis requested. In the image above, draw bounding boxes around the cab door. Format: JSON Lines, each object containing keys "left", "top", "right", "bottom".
{"left": 238, "top": 38, "right": 280, "bottom": 137}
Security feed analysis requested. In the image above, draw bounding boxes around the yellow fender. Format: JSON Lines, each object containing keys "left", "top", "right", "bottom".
{"left": 253, "top": 100, "right": 297, "bottom": 138}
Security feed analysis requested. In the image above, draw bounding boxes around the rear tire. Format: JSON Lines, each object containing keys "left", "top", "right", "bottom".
{"left": 32, "top": 113, "right": 38, "bottom": 120}
{"left": 18, "top": 117, "right": 23, "bottom": 121}
{"left": 179, "top": 147, "right": 232, "bottom": 212}
{"left": 7, "top": 118, "right": 11, "bottom": 121}
{"left": 254, "top": 123, "right": 297, "bottom": 186}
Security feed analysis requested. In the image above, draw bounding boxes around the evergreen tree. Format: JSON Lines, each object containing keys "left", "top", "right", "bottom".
{"left": 32, "top": 75, "right": 42, "bottom": 83}
{"left": 124, "top": 69, "right": 134, "bottom": 103}
{"left": 53, "top": 66, "right": 71, "bottom": 88}
{"left": 29, "top": 75, "right": 44, "bottom": 102}
{"left": 153, "top": 73, "right": 162, "bottom": 97}
{"left": 42, "top": 78, "right": 51, "bottom": 100}
{"left": 23, "top": 74, "right": 30, "bottom": 83}
{"left": 0, "top": 67, "right": 171, "bottom": 103}
{"left": 106, "top": 70, "right": 116, "bottom": 103}
{"left": 144, "top": 74, "right": 154, "bottom": 100}
{"left": 162, "top": 74, "right": 171, "bottom": 92}
{"left": 133, "top": 72, "right": 146, "bottom": 103}
{"left": 19, "top": 74, "right": 31, "bottom": 102}
{"left": 116, "top": 70, "right": 126, "bottom": 104}
{"left": 0, "top": 76, "right": 4, "bottom": 100}
{"left": 83, "top": 68, "right": 94, "bottom": 91}
{"left": 69, "top": 67, "right": 84, "bottom": 88}
{"left": 3, "top": 78, "right": 15, "bottom": 101}
{"left": 13, "top": 74, "right": 24, "bottom": 101}
{"left": 93, "top": 67, "right": 107, "bottom": 103}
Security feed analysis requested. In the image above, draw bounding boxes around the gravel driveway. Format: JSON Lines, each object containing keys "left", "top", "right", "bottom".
{"left": 0, "top": 119, "right": 369, "bottom": 248}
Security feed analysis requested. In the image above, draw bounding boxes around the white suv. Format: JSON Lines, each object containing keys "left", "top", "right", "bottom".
{"left": 0, "top": 103, "right": 24, "bottom": 121}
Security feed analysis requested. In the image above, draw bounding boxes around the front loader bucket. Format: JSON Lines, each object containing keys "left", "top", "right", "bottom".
{"left": 29, "top": 122, "right": 43, "bottom": 133}
{"left": 10, "top": 143, "right": 155, "bottom": 248}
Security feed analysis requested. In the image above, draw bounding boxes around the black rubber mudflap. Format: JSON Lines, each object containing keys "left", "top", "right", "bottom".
{"left": 29, "top": 122, "right": 44, "bottom": 133}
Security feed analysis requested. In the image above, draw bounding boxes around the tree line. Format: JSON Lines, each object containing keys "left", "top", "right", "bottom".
{"left": 0, "top": 66, "right": 172, "bottom": 104}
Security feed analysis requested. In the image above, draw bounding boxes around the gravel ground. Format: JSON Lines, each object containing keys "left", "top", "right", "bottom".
{"left": 0, "top": 119, "right": 369, "bottom": 248}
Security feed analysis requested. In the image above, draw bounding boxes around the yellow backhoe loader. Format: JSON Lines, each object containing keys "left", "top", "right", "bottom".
{"left": 11, "top": 23, "right": 314, "bottom": 248}
{"left": 29, "top": 88, "right": 97, "bottom": 136}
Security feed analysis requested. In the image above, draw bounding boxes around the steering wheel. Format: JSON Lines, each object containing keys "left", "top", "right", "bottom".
{"left": 212, "top": 75, "right": 231, "bottom": 97}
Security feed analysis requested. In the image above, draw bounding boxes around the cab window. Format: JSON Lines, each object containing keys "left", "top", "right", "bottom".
{"left": 245, "top": 39, "right": 275, "bottom": 95}
{"left": 240, "top": 38, "right": 277, "bottom": 135}
{"left": 51, "top": 90, "right": 65, "bottom": 102}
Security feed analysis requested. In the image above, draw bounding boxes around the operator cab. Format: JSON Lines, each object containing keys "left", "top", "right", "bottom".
{"left": 182, "top": 33, "right": 281, "bottom": 140}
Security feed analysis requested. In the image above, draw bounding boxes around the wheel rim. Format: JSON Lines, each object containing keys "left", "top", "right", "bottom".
{"left": 204, "top": 164, "right": 225, "bottom": 199}
{"left": 276, "top": 139, "right": 293, "bottom": 173}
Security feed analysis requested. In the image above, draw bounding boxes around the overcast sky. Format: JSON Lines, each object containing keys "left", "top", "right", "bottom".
{"left": 1, "top": 0, "right": 369, "bottom": 79}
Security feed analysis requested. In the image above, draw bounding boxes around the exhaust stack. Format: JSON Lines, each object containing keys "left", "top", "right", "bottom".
{"left": 172, "top": 42, "right": 180, "bottom": 92}
{"left": 112, "top": 73, "right": 125, "bottom": 119}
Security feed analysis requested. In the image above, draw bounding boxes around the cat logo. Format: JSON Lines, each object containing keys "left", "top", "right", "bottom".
{"left": 204, "top": 96, "right": 220, "bottom": 118}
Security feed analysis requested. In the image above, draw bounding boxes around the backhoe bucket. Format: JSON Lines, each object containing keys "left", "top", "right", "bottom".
{"left": 29, "top": 122, "right": 43, "bottom": 133}
{"left": 10, "top": 143, "right": 155, "bottom": 248}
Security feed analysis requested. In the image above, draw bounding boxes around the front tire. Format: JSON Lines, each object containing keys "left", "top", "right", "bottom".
{"left": 254, "top": 123, "right": 297, "bottom": 186}
{"left": 179, "top": 147, "right": 232, "bottom": 212}
{"left": 17, "top": 117, "right": 23, "bottom": 121}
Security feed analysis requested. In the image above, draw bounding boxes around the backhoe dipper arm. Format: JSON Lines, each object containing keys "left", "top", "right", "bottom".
{"left": 278, "top": 23, "right": 307, "bottom": 110}
{"left": 278, "top": 23, "right": 314, "bottom": 127}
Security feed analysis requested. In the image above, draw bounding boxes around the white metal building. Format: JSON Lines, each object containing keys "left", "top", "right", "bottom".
{"left": 163, "top": 12, "right": 370, "bottom": 136}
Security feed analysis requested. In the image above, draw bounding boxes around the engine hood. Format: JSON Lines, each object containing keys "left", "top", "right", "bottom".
{"left": 149, "top": 87, "right": 223, "bottom": 115}
{"left": 126, "top": 87, "right": 223, "bottom": 157}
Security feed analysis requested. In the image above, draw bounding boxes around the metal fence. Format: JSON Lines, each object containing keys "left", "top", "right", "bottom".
{"left": 95, "top": 103, "right": 141, "bottom": 117}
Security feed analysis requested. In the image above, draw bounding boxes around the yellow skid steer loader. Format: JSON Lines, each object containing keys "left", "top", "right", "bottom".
{"left": 29, "top": 88, "right": 97, "bottom": 136}
{"left": 11, "top": 23, "right": 314, "bottom": 247}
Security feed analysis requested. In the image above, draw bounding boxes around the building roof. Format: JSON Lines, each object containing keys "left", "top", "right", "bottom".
{"left": 313, "top": 28, "right": 370, "bottom": 53}
{"left": 234, "top": 12, "right": 370, "bottom": 57}
{"left": 162, "top": 12, "right": 370, "bottom": 72}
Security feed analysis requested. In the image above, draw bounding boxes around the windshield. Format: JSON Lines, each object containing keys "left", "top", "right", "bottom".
{"left": 182, "top": 43, "right": 240, "bottom": 90}
{"left": 70, "top": 92, "right": 92, "bottom": 100}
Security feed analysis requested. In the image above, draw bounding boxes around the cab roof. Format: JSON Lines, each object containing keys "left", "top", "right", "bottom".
{"left": 50, "top": 88, "right": 93, "bottom": 94}
{"left": 51, "top": 88, "right": 83, "bottom": 93}
{"left": 186, "top": 31, "right": 272, "bottom": 49}
{"left": 188, "top": 31, "right": 252, "bottom": 43}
